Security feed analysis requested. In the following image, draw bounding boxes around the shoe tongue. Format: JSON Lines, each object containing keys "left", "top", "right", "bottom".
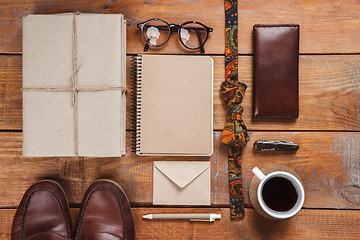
{"left": 26, "top": 232, "right": 68, "bottom": 240}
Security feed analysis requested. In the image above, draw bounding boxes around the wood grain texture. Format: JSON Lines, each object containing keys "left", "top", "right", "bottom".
{"left": 1, "top": 0, "right": 359, "bottom": 238}
{"left": 1, "top": 208, "right": 360, "bottom": 239}
{"left": 0, "top": 0, "right": 360, "bottom": 54}
{"left": 0, "top": 131, "right": 359, "bottom": 210}
{"left": 0, "top": 55, "right": 22, "bottom": 129}
{"left": 2, "top": 55, "right": 360, "bottom": 131}
{"left": 238, "top": 0, "right": 360, "bottom": 54}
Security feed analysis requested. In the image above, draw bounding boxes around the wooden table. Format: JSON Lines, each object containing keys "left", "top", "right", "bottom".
{"left": 1, "top": 0, "right": 360, "bottom": 239}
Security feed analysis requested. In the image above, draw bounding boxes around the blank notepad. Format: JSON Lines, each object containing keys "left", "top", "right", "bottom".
{"left": 135, "top": 55, "right": 213, "bottom": 156}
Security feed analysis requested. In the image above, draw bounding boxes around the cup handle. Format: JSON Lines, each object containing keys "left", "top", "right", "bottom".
{"left": 252, "top": 167, "right": 266, "bottom": 181}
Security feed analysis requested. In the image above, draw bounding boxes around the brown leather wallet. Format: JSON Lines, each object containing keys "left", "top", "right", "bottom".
{"left": 253, "top": 24, "right": 299, "bottom": 118}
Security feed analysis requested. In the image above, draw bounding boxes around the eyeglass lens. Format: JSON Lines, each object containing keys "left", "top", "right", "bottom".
{"left": 180, "top": 22, "right": 207, "bottom": 49}
{"left": 143, "top": 20, "right": 170, "bottom": 47}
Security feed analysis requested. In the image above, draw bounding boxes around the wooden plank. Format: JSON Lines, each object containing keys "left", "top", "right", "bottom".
{"left": 0, "top": 0, "right": 359, "bottom": 54}
{"left": 0, "top": 0, "right": 223, "bottom": 54}
{"left": 0, "top": 131, "right": 359, "bottom": 210}
{"left": 1, "top": 208, "right": 360, "bottom": 239}
{"left": 238, "top": 0, "right": 360, "bottom": 54}
{"left": 0, "top": 55, "right": 22, "bottom": 129}
{"left": 0, "top": 131, "right": 214, "bottom": 208}
{"left": 215, "top": 55, "right": 360, "bottom": 131}
{"left": 2, "top": 55, "right": 360, "bottom": 131}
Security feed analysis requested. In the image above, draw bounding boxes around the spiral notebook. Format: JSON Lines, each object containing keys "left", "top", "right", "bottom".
{"left": 134, "top": 55, "right": 213, "bottom": 156}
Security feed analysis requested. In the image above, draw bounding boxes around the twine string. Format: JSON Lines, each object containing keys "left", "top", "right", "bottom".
{"left": 72, "top": 12, "right": 79, "bottom": 156}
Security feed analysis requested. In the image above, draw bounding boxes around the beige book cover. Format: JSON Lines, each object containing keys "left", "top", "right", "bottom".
{"left": 135, "top": 55, "right": 213, "bottom": 156}
{"left": 22, "top": 13, "right": 126, "bottom": 157}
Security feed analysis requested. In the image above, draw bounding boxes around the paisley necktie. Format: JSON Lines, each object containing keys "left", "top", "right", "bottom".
{"left": 222, "top": 0, "right": 249, "bottom": 220}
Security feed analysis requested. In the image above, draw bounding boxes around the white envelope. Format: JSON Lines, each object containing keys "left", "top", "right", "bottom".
{"left": 153, "top": 161, "right": 211, "bottom": 205}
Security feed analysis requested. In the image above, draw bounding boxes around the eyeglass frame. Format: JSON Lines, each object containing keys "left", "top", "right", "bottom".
{"left": 137, "top": 18, "right": 213, "bottom": 53}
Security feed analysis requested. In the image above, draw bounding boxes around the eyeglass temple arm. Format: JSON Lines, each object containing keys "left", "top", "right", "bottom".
{"left": 195, "top": 30, "right": 205, "bottom": 54}
{"left": 184, "top": 26, "right": 210, "bottom": 53}
{"left": 144, "top": 43, "right": 150, "bottom": 52}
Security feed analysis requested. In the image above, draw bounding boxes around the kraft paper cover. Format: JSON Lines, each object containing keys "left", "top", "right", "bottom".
{"left": 22, "top": 13, "right": 126, "bottom": 157}
{"left": 137, "top": 55, "right": 213, "bottom": 156}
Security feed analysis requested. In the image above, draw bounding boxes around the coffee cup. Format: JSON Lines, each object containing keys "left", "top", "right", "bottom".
{"left": 250, "top": 166, "right": 305, "bottom": 219}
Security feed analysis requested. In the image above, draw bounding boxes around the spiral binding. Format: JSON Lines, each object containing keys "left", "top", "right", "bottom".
{"left": 130, "top": 55, "right": 142, "bottom": 153}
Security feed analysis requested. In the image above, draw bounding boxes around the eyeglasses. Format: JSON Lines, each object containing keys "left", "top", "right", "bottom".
{"left": 137, "top": 18, "right": 213, "bottom": 53}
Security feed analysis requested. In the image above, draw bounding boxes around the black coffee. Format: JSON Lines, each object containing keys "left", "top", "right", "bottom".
{"left": 262, "top": 177, "right": 298, "bottom": 211}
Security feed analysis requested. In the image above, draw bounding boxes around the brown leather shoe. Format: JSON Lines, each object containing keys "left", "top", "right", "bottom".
{"left": 75, "top": 180, "right": 135, "bottom": 240}
{"left": 11, "top": 180, "right": 72, "bottom": 240}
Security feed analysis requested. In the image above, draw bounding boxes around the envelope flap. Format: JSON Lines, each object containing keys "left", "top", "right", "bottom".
{"left": 154, "top": 161, "right": 210, "bottom": 188}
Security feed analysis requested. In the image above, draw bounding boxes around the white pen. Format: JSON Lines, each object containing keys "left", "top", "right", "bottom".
{"left": 142, "top": 213, "right": 221, "bottom": 222}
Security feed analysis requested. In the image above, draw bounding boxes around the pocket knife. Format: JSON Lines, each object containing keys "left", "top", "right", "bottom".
{"left": 254, "top": 140, "right": 299, "bottom": 151}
